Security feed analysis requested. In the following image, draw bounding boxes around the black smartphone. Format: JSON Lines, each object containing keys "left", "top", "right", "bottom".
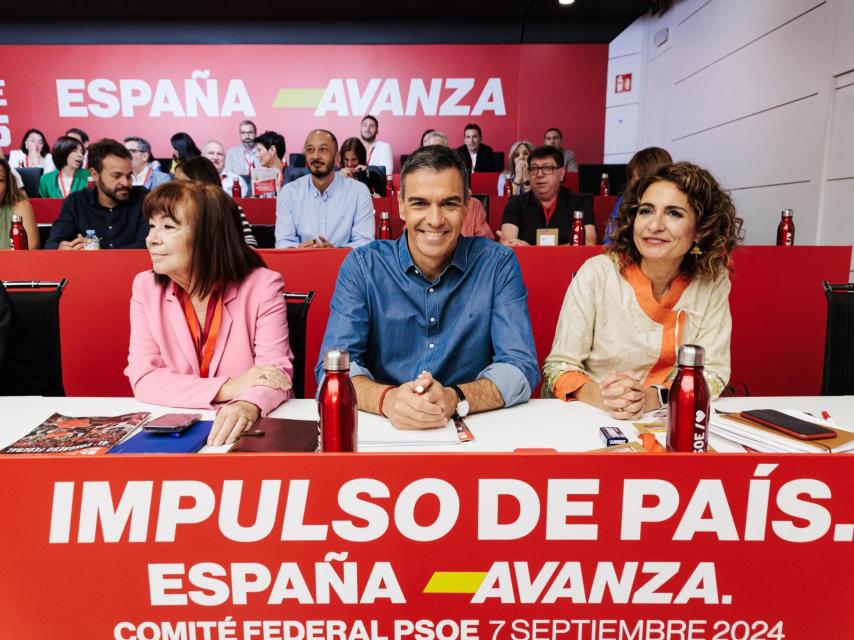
{"left": 740, "top": 409, "right": 837, "bottom": 441}
{"left": 143, "top": 413, "right": 201, "bottom": 434}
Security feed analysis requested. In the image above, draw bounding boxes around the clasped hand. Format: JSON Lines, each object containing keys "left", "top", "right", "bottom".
{"left": 209, "top": 365, "right": 292, "bottom": 445}
{"left": 600, "top": 370, "right": 648, "bottom": 420}
{"left": 383, "top": 371, "right": 457, "bottom": 430}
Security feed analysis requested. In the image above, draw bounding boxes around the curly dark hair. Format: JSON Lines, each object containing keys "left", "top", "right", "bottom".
{"left": 605, "top": 162, "right": 744, "bottom": 279}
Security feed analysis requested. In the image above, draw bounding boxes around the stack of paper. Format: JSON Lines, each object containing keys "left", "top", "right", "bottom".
{"left": 710, "top": 410, "right": 854, "bottom": 453}
{"left": 358, "top": 419, "right": 461, "bottom": 448}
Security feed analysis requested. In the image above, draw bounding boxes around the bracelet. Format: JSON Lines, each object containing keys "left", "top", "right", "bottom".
{"left": 377, "top": 385, "right": 395, "bottom": 417}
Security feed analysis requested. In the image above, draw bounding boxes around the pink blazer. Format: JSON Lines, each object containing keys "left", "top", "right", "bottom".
{"left": 125, "top": 267, "right": 294, "bottom": 415}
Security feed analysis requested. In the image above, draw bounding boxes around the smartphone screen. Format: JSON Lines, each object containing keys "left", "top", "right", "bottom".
{"left": 740, "top": 409, "right": 836, "bottom": 440}
{"left": 143, "top": 413, "right": 201, "bottom": 433}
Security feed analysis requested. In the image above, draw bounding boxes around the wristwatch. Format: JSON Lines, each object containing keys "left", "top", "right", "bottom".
{"left": 450, "top": 385, "right": 469, "bottom": 418}
{"left": 652, "top": 384, "right": 669, "bottom": 408}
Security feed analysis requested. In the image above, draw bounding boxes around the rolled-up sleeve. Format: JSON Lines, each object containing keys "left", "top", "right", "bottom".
{"left": 482, "top": 250, "right": 539, "bottom": 406}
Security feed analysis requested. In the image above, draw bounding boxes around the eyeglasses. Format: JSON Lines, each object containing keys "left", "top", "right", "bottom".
{"left": 528, "top": 165, "right": 560, "bottom": 176}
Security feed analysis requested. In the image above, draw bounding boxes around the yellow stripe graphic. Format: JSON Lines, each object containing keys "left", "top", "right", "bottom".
{"left": 272, "top": 88, "right": 325, "bottom": 108}
{"left": 423, "top": 571, "right": 487, "bottom": 594}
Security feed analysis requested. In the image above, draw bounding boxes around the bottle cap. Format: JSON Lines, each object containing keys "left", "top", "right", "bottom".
{"left": 782, "top": 209, "right": 793, "bottom": 217}
{"left": 601, "top": 173, "right": 608, "bottom": 179}
{"left": 11, "top": 214, "right": 22, "bottom": 223}
{"left": 677, "top": 344, "right": 705, "bottom": 367}
{"left": 573, "top": 210, "right": 584, "bottom": 219}
{"left": 380, "top": 211, "right": 389, "bottom": 219}
{"left": 86, "top": 229, "right": 96, "bottom": 235}
{"left": 324, "top": 349, "right": 350, "bottom": 371}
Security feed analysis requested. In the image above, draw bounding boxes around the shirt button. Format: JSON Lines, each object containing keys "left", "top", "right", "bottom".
{"left": 414, "top": 269, "right": 419, "bottom": 274}
{"left": 108, "top": 225, "right": 112, "bottom": 230}
{"left": 560, "top": 363, "right": 567, "bottom": 370}
{"left": 429, "top": 343, "right": 434, "bottom": 349}
{"left": 430, "top": 317, "right": 435, "bottom": 323}
{"left": 428, "top": 288, "right": 434, "bottom": 293}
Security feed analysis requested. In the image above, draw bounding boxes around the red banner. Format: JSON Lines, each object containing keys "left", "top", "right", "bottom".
{"left": 0, "top": 44, "right": 606, "bottom": 168}
{"left": 2, "top": 452, "right": 853, "bottom": 639}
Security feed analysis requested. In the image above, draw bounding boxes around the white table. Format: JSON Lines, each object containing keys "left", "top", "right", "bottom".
{"left": 2, "top": 395, "right": 853, "bottom": 453}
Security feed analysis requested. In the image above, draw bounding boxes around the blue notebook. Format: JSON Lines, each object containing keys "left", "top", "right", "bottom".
{"left": 107, "top": 420, "right": 212, "bottom": 454}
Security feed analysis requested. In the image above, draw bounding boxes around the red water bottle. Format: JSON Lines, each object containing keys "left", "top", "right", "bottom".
{"left": 378, "top": 211, "right": 391, "bottom": 240}
{"left": 600, "top": 173, "right": 610, "bottom": 196}
{"left": 386, "top": 175, "right": 395, "bottom": 198}
{"left": 570, "top": 211, "right": 585, "bottom": 246}
{"left": 666, "top": 345, "right": 711, "bottom": 453}
{"left": 776, "top": 209, "right": 795, "bottom": 246}
{"left": 9, "top": 214, "right": 28, "bottom": 250}
{"left": 318, "top": 349, "right": 358, "bottom": 452}
{"left": 503, "top": 176, "right": 512, "bottom": 196}
{"left": 231, "top": 177, "right": 241, "bottom": 199}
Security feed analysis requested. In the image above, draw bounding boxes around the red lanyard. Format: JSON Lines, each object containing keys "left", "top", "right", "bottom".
{"left": 138, "top": 166, "right": 152, "bottom": 187}
{"left": 179, "top": 289, "right": 224, "bottom": 378}
{"left": 542, "top": 199, "right": 558, "bottom": 226}
{"left": 58, "top": 174, "right": 72, "bottom": 198}
{"left": 245, "top": 151, "right": 255, "bottom": 171}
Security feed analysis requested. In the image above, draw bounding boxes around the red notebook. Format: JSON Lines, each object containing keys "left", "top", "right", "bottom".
{"left": 229, "top": 418, "right": 318, "bottom": 453}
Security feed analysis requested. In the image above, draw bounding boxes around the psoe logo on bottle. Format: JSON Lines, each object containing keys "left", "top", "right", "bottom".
{"left": 273, "top": 77, "right": 506, "bottom": 117}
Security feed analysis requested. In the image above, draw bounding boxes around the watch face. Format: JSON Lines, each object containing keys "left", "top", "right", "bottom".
{"left": 457, "top": 400, "right": 470, "bottom": 418}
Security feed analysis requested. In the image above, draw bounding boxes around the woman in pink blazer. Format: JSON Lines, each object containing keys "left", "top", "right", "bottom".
{"left": 125, "top": 181, "right": 293, "bottom": 445}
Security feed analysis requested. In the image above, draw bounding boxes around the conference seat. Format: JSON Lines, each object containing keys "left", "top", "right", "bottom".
{"left": 492, "top": 151, "right": 504, "bottom": 171}
{"left": 38, "top": 224, "right": 51, "bottom": 248}
{"left": 283, "top": 290, "right": 315, "bottom": 399}
{"left": 578, "top": 163, "right": 627, "bottom": 195}
{"left": 289, "top": 153, "right": 306, "bottom": 168}
{"left": 0, "top": 279, "right": 68, "bottom": 396}
{"left": 16, "top": 168, "right": 43, "bottom": 199}
{"left": 251, "top": 224, "right": 276, "bottom": 249}
{"left": 821, "top": 281, "right": 854, "bottom": 395}
{"left": 284, "top": 167, "right": 309, "bottom": 184}
{"left": 472, "top": 194, "right": 489, "bottom": 215}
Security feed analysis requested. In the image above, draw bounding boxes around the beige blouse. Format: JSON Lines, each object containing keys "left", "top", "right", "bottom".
{"left": 543, "top": 253, "right": 732, "bottom": 399}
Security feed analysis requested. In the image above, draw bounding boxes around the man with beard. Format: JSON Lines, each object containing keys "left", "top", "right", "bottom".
{"left": 45, "top": 139, "right": 148, "bottom": 249}
{"left": 359, "top": 115, "right": 393, "bottom": 176}
{"left": 224, "top": 120, "right": 259, "bottom": 176}
{"left": 275, "top": 129, "right": 374, "bottom": 249}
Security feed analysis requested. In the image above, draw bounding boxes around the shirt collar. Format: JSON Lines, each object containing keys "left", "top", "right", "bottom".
{"left": 307, "top": 171, "right": 341, "bottom": 199}
{"left": 395, "top": 232, "right": 471, "bottom": 280}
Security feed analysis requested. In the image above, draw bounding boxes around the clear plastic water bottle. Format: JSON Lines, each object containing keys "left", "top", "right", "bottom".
{"left": 83, "top": 230, "right": 100, "bottom": 250}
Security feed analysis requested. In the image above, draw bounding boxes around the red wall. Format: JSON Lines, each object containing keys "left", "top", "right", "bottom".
{"left": 0, "top": 44, "right": 607, "bottom": 168}
{"left": 0, "top": 245, "right": 849, "bottom": 399}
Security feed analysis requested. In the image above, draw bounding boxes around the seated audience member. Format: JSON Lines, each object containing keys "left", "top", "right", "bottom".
{"left": 66, "top": 127, "right": 90, "bottom": 167}
{"left": 543, "top": 162, "right": 744, "bottom": 418}
{"left": 174, "top": 156, "right": 257, "bottom": 247}
{"left": 125, "top": 181, "right": 293, "bottom": 445}
{"left": 169, "top": 132, "right": 201, "bottom": 174}
{"left": 544, "top": 127, "right": 578, "bottom": 172}
{"left": 253, "top": 130, "right": 286, "bottom": 195}
{"left": 423, "top": 131, "right": 493, "bottom": 239}
{"left": 499, "top": 146, "right": 596, "bottom": 246}
{"left": 45, "top": 138, "right": 147, "bottom": 250}
{"left": 455, "top": 123, "right": 497, "bottom": 173}
{"left": 225, "top": 120, "right": 259, "bottom": 176}
{"left": 38, "top": 136, "right": 89, "bottom": 198}
{"left": 339, "top": 137, "right": 384, "bottom": 196}
{"left": 604, "top": 146, "right": 673, "bottom": 245}
{"left": 0, "top": 158, "right": 39, "bottom": 249}
{"left": 315, "top": 145, "right": 539, "bottom": 429}
{"left": 359, "top": 115, "right": 393, "bottom": 176}
{"left": 497, "top": 140, "right": 533, "bottom": 196}
{"left": 275, "top": 130, "right": 373, "bottom": 249}
{"left": 420, "top": 129, "right": 436, "bottom": 147}
{"left": 203, "top": 139, "right": 249, "bottom": 197}
{"left": 0, "top": 149, "right": 24, "bottom": 189}
{"left": 125, "top": 136, "right": 171, "bottom": 191}
{"left": 9, "top": 128, "right": 55, "bottom": 172}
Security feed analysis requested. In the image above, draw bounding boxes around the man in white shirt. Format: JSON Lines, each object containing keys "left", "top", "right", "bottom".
{"left": 123, "top": 136, "right": 170, "bottom": 190}
{"left": 204, "top": 139, "right": 249, "bottom": 196}
{"left": 224, "top": 120, "right": 258, "bottom": 176}
{"left": 544, "top": 127, "right": 578, "bottom": 172}
{"left": 359, "top": 115, "right": 393, "bottom": 176}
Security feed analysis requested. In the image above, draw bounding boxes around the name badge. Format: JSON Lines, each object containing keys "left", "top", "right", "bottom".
{"left": 536, "top": 229, "right": 559, "bottom": 246}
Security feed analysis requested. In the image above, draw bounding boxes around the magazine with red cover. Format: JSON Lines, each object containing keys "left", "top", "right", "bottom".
{"left": 1, "top": 412, "right": 150, "bottom": 455}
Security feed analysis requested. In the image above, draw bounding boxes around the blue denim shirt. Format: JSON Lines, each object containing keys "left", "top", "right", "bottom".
{"left": 315, "top": 234, "right": 540, "bottom": 406}
{"left": 275, "top": 172, "right": 375, "bottom": 248}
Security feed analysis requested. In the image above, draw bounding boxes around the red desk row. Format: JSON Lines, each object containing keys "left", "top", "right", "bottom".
{"left": 0, "top": 246, "right": 849, "bottom": 399}
{"left": 29, "top": 193, "right": 617, "bottom": 239}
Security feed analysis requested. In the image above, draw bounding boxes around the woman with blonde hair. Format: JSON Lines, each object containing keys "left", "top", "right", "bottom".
{"left": 497, "top": 140, "right": 533, "bottom": 196}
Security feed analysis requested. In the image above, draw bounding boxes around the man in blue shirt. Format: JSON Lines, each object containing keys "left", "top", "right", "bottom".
{"left": 316, "top": 145, "right": 539, "bottom": 429}
{"left": 275, "top": 129, "right": 374, "bottom": 249}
